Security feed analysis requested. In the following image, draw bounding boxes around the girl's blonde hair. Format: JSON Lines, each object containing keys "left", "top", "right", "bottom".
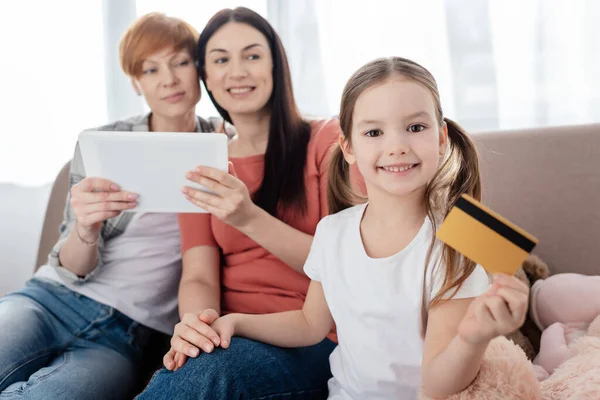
{"left": 327, "top": 57, "right": 482, "bottom": 328}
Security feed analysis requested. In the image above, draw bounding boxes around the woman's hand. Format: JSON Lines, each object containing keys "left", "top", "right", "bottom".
{"left": 182, "top": 163, "right": 258, "bottom": 230}
{"left": 457, "top": 273, "right": 529, "bottom": 345}
{"left": 163, "top": 309, "right": 221, "bottom": 371}
{"left": 70, "top": 177, "right": 137, "bottom": 241}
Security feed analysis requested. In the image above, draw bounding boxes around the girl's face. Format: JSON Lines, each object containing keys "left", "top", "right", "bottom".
{"left": 135, "top": 48, "right": 200, "bottom": 118}
{"left": 342, "top": 77, "right": 447, "bottom": 200}
{"left": 204, "top": 22, "right": 273, "bottom": 118}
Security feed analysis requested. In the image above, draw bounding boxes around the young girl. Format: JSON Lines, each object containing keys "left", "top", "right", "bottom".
{"left": 208, "top": 57, "right": 530, "bottom": 399}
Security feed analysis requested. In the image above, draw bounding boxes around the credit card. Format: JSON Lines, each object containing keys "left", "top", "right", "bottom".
{"left": 436, "top": 194, "right": 538, "bottom": 275}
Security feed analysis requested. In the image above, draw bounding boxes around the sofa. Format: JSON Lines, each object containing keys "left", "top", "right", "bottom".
{"left": 35, "top": 123, "right": 600, "bottom": 278}
{"left": 24, "top": 122, "right": 600, "bottom": 397}
{"left": 473, "top": 123, "right": 599, "bottom": 277}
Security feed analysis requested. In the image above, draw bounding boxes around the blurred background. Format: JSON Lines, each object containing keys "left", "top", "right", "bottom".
{"left": 1, "top": 0, "right": 599, "bottom": 294}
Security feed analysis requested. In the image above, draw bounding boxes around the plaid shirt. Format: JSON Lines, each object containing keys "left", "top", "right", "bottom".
{"left": 47, "top": 113, "right": 218, "bottom": 284}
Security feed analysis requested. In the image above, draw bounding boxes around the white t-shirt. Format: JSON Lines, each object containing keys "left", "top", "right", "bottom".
{"left": 36, "top": 212, "right": 182, "bottom": 334}
{"left": 304, "top": 203, "right": 490, "bottom": 400}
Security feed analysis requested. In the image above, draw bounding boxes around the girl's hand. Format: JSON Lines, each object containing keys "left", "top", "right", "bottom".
{"left": 457, "top": 274, "right": 529, "bottom": 345}
{"left": 210, "top": 314, "right": 238, "bottom": 349}
{"left": 70, "top": 177, "right": 137, "bottom": 240}
{"left": 163, "top": 309, "right": 221, "bottom": 371}
{"left": 165, "top": 351, "right": 187, "bottom": 372}
{"left": 182, "top": 163, "right": 258, "bottom": 230}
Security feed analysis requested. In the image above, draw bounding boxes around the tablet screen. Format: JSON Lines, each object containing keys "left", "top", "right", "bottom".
{"left": 78, "top": 130, "right": 229, "bottom": 213}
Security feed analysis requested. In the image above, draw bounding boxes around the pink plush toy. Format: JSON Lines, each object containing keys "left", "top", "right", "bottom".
{"left": 529, "top": 273, "right": 600, "bottom": 380}
{"left": 539, "top": 314, "right": 600, "bottom": 399}
{"left": 419, "top": 336, "right": 541, "bottom": 400}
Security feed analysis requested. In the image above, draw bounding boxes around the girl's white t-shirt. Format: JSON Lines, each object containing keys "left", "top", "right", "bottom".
{"left": 304, "top": 203, "right": 490, "bottom": 400}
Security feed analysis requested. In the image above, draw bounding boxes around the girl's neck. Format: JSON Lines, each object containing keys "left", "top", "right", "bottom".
{"left": 363, "top": 187, "right": 428, "bottom": 230}
{"left": 359, "top": 187, "right": 429, "bottom": 259}
{"left": 149, "top": 110, "right": 197, "bottom": 133}
{"left": 229, "top": 109, "right": 271, "bottom": 156}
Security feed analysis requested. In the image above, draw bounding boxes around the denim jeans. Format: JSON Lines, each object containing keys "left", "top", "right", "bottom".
{"left": 136, "top": 336, "right": 336, "bottom": 400}
{"left": 0, "top": 278, "right": 155, "bottom": 400}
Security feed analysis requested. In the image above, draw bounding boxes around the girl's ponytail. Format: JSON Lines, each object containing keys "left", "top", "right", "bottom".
{"left": 440, "top": 117, "right": 482, "bottom": 210}
{"left": 421, "top": 117, "right": 482, "bottom": 334}
{"left": 327, "top": 144, "right": 356, "bottom": 214}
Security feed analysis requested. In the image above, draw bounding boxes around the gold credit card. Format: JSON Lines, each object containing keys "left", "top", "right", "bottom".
{"left": 436, "top": 194, "right": 538, "bottom": 275}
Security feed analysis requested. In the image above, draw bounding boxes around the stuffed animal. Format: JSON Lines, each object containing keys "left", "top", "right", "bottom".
{"left": 504, "top": 255, "right": 551, "bottom": 360}
{"left": 539, "top": 314, "right": 600, "bottom": 399}
{"left": 528, "top": 272, "right": 600, "bottom": 381}
{"left": 418, "top": 336, "right": 542, "bottom": 400}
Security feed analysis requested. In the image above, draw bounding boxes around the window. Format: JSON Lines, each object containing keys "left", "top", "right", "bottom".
{"left": 311, "top": 0, "right": 600, "bottom": 131}
{"left": 1, "top": 1, "right": 106, "bottom": 186}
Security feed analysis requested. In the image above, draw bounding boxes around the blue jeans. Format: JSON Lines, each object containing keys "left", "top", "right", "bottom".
{"left": 136, "top": 336, "right": 336, "bottom": 399}
{"left": 0, "top": 278, "right": 156, "bottom": 400}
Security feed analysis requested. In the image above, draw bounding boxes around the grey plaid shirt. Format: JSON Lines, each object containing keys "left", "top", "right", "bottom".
{"left": 47, "top": 113, "right": 218, "bottom": 284}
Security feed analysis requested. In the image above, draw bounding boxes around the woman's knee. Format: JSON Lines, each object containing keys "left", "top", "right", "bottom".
{"left": 170, "top": 339, "right": 250, "bottom": 382}
{"left": 0, "top": 298, "right": 61, "bottom": 390}
{"left": 137, "top": 338, "right": 257, "bottom": 398}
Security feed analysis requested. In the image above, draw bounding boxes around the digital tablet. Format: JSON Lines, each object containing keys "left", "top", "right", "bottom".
{"left": 78, "top": 130, "right": 229, "bottom": 213}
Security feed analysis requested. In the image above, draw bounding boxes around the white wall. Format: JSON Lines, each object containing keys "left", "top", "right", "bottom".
{"left": 0, "top": 184, "right": 51, "bottom": 296}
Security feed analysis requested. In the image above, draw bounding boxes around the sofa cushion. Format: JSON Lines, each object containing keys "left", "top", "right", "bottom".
{"left": 472, "top": 123, "right": 600, "bottom": 276}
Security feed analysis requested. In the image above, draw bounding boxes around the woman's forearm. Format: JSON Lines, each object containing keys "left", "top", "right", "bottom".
{"left": 239, "top": 206, "right": 312, "bottom": 273}
{"left": 178, "top": 279, "right": 221, "bottom": 318}
{"left": 58, "top": 224, "right": 100, "bottom": 277}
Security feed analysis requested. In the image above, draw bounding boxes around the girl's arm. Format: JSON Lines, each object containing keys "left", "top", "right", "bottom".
{"left": 421, "top": 298, "right": 488, "bottom": 398}
{"left": 214, "top": 281, "right": 334, "bottom": 348}
{"left": 421, "top": 274, "right": 529, "bottom": 398}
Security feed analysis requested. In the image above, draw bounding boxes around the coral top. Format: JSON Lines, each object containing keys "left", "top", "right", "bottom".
{"left": 179, "top": 119, "right": 344, "bottom": 342}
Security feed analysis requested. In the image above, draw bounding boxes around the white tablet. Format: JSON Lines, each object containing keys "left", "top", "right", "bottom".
{"left": 77, "top": 130, "right": 229, "bottom": 213}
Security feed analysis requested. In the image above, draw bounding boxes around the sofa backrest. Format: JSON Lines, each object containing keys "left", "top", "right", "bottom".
{"left": 36, "top": 125, "right": 599, "bottom": 277}
{"left": 472, "top": 123, "right": 600, "bottom": 276}
{"left": 35, "top": 161, "right": 70, "bottom": 272}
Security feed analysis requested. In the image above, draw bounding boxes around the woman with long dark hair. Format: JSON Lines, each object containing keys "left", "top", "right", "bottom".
{"left": 138, "top": 7, "right": 342, "bottom": 400}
